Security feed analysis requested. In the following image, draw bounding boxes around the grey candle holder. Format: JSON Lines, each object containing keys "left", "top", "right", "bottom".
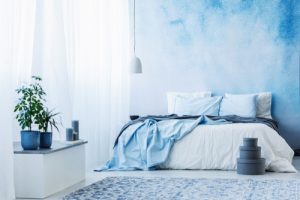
{"left": 72, "top": 120, "right": 79, "bottom": 140}
{"left": 66, "top": 128, "right": 74, "bottom": 141}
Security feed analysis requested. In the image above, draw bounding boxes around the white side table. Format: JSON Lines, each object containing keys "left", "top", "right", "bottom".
{"left": 14, "top": 140, "right": 87, "bottom": 199}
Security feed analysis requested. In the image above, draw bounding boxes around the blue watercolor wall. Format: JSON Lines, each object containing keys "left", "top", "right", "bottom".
{"left": 130, "top": 0, "right": 300, "bottom": 148}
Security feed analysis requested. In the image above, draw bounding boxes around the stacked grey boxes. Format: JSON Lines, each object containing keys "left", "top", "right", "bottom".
{"left": 237, "top": 138, "right": 265, "bottom": 175}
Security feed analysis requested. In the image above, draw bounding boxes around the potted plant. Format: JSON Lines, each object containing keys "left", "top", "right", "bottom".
{"left": 38, "top": 108, "right": 60, "bottom": 148}
{"left": 14, "top": 76, "right": 46, "bottom": 150}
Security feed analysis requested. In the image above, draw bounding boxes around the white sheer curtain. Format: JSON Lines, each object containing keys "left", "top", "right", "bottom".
{"left": 0, "top": 56, "right": 15, "bottom": 200}
{"left": 1, "top": 0, "right": 37, "bottom": 198}
{"left": 60, "top": 0, "right": 131, "bottom": 169}
{"left": 0, "top": 3, "right": 130, "bottom": 198}
{"left": 9, "top": 0, "right": 130, "bottom": 170}
{"left": 0, "top": 0, "right": 14, "bottom": 198}
{"left": 1, "top": 0, "right": 131, "bottom": 195}
{"left": 11, "top": 0, "right": 37, "bottom": 139}
{"left": 31, "top": 0, "right": 73, "bottom": 138}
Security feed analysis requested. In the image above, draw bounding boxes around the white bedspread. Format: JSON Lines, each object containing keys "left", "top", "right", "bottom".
{"left": 162, "top": 123, "right": 296, "bottom": 172}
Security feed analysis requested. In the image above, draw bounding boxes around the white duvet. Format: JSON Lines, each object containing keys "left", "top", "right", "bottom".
{"left": 162, "top": 123, "right": 296, "bottom": 172}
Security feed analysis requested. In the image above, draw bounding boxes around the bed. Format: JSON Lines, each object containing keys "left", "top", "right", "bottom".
{"left": 98, "top": 92, "right": 296, "bottom": 173}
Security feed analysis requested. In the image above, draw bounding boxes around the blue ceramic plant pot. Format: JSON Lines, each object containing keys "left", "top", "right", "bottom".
{"left": 21, "top": 131, "right": 40, "bottom": 150}
{"left": 40, "top": 132, "right": 52, "bottom": 149}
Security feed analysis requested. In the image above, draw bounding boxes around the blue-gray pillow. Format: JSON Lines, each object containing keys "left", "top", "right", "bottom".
{"left": 174, "top": 96, "right": 223, "bottom": 116}
{"left": 219, "top": 94, "right": 258, "bottom": 117}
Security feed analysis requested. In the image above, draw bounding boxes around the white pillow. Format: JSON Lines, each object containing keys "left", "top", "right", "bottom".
{"left": 174, "top": 96, "right": 222, "bottom": 116}
{"left": 221, "top": 94, "right": 258, "bottom": 118}
{"left": 167, "top": 92, "right": 212, "bottom": 114}
{"left": 225, "top": 92, "right": 272, "bottom": 119}
{"left": 255, "top": 92, "right": 272, "bottom": 119}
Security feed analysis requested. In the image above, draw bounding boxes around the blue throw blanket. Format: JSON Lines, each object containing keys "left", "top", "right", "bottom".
{"left": 96, "top": 115, "right": 278, "bottom": 171}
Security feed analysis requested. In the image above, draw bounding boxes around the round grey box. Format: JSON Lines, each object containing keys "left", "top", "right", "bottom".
{"left": 237, "top": 158, "right": 265, "bottom": 175}
{"left": 243, "top": 138, "right": 258, "bottom": 147}
{"left": 239, "top": 146, "right": 261, "bottom": 159}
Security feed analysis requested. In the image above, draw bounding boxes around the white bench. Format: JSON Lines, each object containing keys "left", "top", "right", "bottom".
{"left": 14, "top": 140, "right": 87, "bottom": 199}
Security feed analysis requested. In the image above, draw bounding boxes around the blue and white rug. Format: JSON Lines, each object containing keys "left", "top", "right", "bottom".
{"left": 63, "top": 176, "right": 300, "bottom": 200}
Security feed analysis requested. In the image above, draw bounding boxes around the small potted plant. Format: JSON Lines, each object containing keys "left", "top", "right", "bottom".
{"left": 14, "top": 76, "right": 45, "bottom": 150}
{"left": 38, "top": 108, "right": 60, "bottom": 148}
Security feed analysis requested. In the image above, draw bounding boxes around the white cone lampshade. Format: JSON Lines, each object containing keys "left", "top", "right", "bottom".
{"left": 130, "top": 56, "right": 142, "bottom": 73}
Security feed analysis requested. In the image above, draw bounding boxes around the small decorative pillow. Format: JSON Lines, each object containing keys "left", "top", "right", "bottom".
{"left": 167, "top": 92, "right": 212, "bottom": 114}
{"left": 254, "top": 92, "right": 272, "bottom": 119}
{"left": 220, "top": 94, "right": 258, "bottom": 117}
{"left": 174, "top": 96, "right": 223, "bottom": 116}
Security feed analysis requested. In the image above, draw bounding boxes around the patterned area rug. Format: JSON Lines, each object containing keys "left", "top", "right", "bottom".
{"left": 63, "top": 176, "right": 300, "bottom": 200}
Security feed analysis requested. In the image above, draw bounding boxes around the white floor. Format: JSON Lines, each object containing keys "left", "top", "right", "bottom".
{"left": 18, "top": 157, "right": 300, "bottom": 200}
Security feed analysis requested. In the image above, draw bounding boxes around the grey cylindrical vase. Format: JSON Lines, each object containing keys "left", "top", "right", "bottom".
{"left": 73, "top": 133, "right": 79, "bottom": 140}
{"left": 72, "top": 120, "right": 79, "bottom": 132}
{"left": 72, "top": 120, "right": 79, "bottom": 140}
{"left": 66, "top": 128, "right": 74, "bottom": 141}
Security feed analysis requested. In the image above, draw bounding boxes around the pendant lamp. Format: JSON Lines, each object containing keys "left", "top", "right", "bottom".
{"left": 129, "top": 0, "right": 142, "bottom": 73}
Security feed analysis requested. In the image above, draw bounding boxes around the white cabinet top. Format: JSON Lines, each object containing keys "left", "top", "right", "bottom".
{"left": 14, "top": 140, "right": 88, "bottom": 154}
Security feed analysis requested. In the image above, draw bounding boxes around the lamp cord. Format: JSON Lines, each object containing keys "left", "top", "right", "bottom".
{"left": 133, "top": 0, "right": 136, "bottom": 54}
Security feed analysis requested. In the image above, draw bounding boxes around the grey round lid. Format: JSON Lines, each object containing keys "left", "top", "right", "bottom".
{"left": 237, "top": 158, "right": 265, "bottom": 164}
{"left": 240, "top": 146, "right": 261, "bottom": 151}
{"left": 243, "top": 138, "right": 258, "bottom": 142}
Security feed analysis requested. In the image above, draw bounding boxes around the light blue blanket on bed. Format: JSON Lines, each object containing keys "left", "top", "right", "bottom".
{"left": 97, "top": 116, "right": 227, "bottom": 171}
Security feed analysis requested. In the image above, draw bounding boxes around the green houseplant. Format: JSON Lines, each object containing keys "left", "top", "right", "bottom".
{"left": 38, "top": 108, "right": 60, "bottom": 148}
{"left": 14, "top": 76, "right": 46, "bottom": 150}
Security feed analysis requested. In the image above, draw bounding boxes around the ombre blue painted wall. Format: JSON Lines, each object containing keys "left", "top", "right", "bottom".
{"left": 130, "top": 0, "right": 300, "bottom": 148}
